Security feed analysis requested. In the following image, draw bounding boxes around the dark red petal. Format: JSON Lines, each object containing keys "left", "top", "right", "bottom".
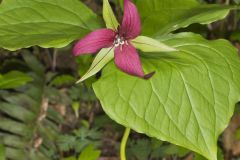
{"left": 73, "top": 29, "right": 116, "bottom": 56}
{"left": 114, "top": 43, "right": 147, "bottom": 78}
{"left": 120, "top": 0, "right": 141, "bottom": 39}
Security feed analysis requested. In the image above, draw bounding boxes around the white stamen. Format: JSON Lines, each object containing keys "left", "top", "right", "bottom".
{"left": 114, "top": 34, "right": 125, "bottom": 48}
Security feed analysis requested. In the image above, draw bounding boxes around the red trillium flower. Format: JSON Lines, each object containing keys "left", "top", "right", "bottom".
{"left": 73, "top": 0, "right": 176, "bottom": 82}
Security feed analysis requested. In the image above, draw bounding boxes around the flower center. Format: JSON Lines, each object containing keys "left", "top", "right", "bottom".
{"left": 113, "top": 34, "right": 127, "bottom": 47}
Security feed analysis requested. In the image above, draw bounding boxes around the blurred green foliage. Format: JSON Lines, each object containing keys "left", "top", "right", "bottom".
{"left": 0, "top": 144, "right": 5, "bottom": 160}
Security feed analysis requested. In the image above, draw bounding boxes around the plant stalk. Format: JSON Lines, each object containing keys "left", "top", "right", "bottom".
{"left": 120, "top": 127, "right": 131, "bottom": 160}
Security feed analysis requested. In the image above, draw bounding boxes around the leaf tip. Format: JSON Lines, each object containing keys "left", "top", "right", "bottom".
{"left": 143, "top": 71, "right": 155, "bottom": 80}
{"left": 76, "top": 79, "right": 84, "bottom": 84}
{"left": 166, "top": 46, "right": 178, "bottom": 52}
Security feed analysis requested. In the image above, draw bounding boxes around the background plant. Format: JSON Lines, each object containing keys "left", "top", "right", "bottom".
{"left": 0, "top": 0, "right": 240, "bottom": 160}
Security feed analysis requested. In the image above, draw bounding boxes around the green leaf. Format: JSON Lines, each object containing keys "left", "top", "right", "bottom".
{"left": 0, "top": 0, "right": 101, "bottom": 50}
{"left": 72, "top": 102, "right": 80, "bottom": 118}
{"left": 152, "top": 144, "right": 189, "bottom": 158}
{"left": 0, "top": 145, "right": 5, "bottom": 160}
{"left": 136, "top": 0, "right": 235, "bottom": 36}
{"left": 77, "top": 48, "right": 114, "bottom": 83}
{"left": 57, "top": 135, "right": 76, "bottom": 151}
{"left": 1, "top": 135, "right": 26, "bottom": 148}
{"left": 194, "top": 147, "right": 224, "bottom": 160}
{"left": 103, "top": 0, "right": 119, "bottom": 30}
{"left": 64, "top": 157, "right": 76, "bottom": 160}
{"left": 0, "top": 102, "right": 35, "bottom": 122}
{"left": 0, "top": 71, "right": 32, "bottom": 89}
{"left": 22, "top": 50, "right": 45, "bottom": 76}
{"left": 50, "top": 75, "right": 76, "bottom": 87}
{"left": 132, "top": 36, "right": 177, "bottom": 52}
{"left": 230, "top": 31, "right": 240, "bottom": 42}
{"left": 78, "top": 145, "right": 101, "bottom": 160}
{"left": 93, "top": 33, "right": 240, "bottom": 160}
{"left": 0, "top": 117, "right": 31, "bottom": 137}
{"left": 5, "top": 148, "right": 25, "bottom": 160}
{"left": 128, "top": 139, "right": 152, "bottom": 160}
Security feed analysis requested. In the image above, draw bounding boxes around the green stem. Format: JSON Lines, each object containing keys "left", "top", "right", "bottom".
{"left": 120, "top": 127, "right": 131, "bottom": 160}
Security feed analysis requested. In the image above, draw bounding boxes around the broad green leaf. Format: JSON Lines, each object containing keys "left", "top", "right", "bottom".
{"left": 103, "top": 0, "right": 119, "bottom": 30}
{"left": 136, "top": 0, "right": 235, "bottom": 36}
{"left": 77, "top": 48, "right": 114, "bottom": 83}
{"left": 93, "top": 33, "right": 240, "bottom": 160}
{"left": 78, "top": 145, "right": 101, "bottom": 160}
{"left": 132, "top": 36, "right": 177, "bottom": 52}
{"left": 0, "top": 71, "right": 32, "bottom": 89}
{"left": 0, "top": 0, "right": 101, "bottom": 50}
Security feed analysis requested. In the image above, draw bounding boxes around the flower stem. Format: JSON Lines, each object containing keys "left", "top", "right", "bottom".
{"left": 120, "top": 127, "right": 131, "bottom": 160}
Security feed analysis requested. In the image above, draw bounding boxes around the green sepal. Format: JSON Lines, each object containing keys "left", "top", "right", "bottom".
{"left": 76, "top": 47, "right": 114, "bottom": 83}
{"left": 103, "top": 0, "right": 119, "bottom": 30}
{"left": 131, "top": 36, "right": 177, "bottom": 53}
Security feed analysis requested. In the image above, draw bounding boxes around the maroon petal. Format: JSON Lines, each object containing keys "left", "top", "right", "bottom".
{"left": 120, "top": 0, "right": 141, "bottom": 39}
{"left": 73, "top": 29, "right": 116, "bottom": 56}
{"left": 114, "top": 42, "right": 150, "bottom": 78}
